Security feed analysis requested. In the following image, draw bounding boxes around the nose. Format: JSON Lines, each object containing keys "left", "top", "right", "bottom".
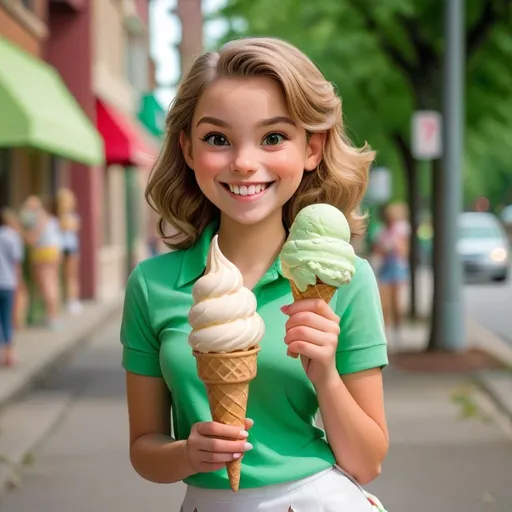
{"left": 230, "top": 146, "right": 258, "bottom": 175}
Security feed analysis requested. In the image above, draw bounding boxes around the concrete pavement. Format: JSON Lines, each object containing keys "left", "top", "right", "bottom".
{"left": 0, "top": 315, "right": 511, "bottom": 512}
{"left": 367, "top": 369, "right": 512, "bottom": 511}
{"left": 0, "top": 316, "right": 186, "bottom": 511}
{"left": 0, "top": 298, "right": 123, "bottom": 498}
{"left": 0, "top": 297, "right": 123, "bottom": 413}
{"left": 390, "top": 265, "right": 512, "bottom": 425}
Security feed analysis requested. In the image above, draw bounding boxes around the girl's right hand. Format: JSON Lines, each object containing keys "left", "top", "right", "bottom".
{"left": 185, "top": 418, "right": 254, "bottom": 474}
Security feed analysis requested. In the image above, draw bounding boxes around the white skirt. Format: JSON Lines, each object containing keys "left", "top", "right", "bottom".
{"left": 180, "top": 465, "right": 385, "bottom": 512}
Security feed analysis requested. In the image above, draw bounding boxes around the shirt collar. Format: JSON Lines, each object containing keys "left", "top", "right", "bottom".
{"left": 176, "top": 221, "right": 286, "bottom": 289}
{"left": 177, "top": 221, "right": 218, "bottom": 288}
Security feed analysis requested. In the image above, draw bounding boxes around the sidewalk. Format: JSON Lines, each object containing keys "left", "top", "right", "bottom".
{"left": 0, "top": 289, "right": 510, "bottom": 509}
{"left": 366, "top": 262, "right": 512, "bottom": 509}
{"left": 388, "top": 284, "right": 512, "bottom": 424}
{"left": 367, "top": 370, "right": 512, "bottom": 511}
{"left": 0, "top": 298, "right": 123, "bottom": 412}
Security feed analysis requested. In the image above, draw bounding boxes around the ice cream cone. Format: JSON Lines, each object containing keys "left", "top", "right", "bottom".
{"left": 290, "top": 279, "right": 337, "bottom": 304}
{"left": 193, "top": 346, "right": 260, "bottom": 492}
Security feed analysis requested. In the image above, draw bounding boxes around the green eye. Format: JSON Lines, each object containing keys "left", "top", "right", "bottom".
{"left": 204, "top": 134, "right": 229, "bottom": 146}
{"left": 263, "top": 133, "right": 285, "bottom": 146}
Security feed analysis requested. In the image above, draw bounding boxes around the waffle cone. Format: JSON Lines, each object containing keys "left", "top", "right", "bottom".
{"left": 193, "top": 346, "right": 260, "bottom": 492}
{"left": 290, "top": 279, "right": 337, "bottom": 304}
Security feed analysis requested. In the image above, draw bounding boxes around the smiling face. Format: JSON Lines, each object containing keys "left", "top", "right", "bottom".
{"left": 180, "top": 76, "right": 324, "bottom": 227}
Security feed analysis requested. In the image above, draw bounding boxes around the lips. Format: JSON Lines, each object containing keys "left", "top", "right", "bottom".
{"left": 223, "top": 182, "right": 273, "bottom": 197}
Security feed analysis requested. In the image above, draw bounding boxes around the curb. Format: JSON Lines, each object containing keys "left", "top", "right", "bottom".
{"left": 468, "top": 319, "right": 512, "bottom": 422}
{"left": 474, "top": 371, "right": 512, "bottom": 424}
{"left": 0, "top": 299, "right": 123, "bottom": 414}
{"left": 468, "top": 319, "right": 512, "bottom": 370}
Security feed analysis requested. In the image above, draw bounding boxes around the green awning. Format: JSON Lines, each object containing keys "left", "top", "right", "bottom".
{"left": 138, "top": 92, "right": 166, "bottom": 138}
{"left": 0, "top": 38, "right": 104, "bottom": 166}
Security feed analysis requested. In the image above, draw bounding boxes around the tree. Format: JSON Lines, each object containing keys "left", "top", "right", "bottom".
{"left": 212, "top": 0, "right": 512, "bottom": 347}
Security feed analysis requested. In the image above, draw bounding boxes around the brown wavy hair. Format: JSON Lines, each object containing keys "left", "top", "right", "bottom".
{"left": 146, "top": 37, "right": 375, "bottom": 250}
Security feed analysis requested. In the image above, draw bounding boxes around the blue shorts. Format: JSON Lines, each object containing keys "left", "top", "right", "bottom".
{"left": 0, "top": 288, "right": 15, "bottom": 344}
{"left": 378, "top": 261, "right": 408, "bottom": 284}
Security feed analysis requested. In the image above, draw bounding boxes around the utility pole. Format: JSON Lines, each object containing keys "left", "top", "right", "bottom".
{"left": 431, "top": 0, "right": 466, "bottom": 350}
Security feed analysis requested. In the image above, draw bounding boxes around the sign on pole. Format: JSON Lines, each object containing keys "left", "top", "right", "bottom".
{"left": 366, "top": 167, "right": 392, "bottom": 205}
{"left": 411, "top": 111, "right": 442, "bottom": 160}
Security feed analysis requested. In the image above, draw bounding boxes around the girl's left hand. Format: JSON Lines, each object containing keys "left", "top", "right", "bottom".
{"left": 281, "top": 299, "right": 340, "bottom": 387}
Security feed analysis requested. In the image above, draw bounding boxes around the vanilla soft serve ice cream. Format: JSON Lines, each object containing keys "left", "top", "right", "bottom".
{"left": 188, "top": 235, "right": 265, "bottom": 353}
{"left": 188, "top": 235, "right": 263, "bottom": 491}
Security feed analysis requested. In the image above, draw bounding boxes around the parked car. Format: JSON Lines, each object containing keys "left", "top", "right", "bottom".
{"left": 458, "top": 212, "right": 510, "bottom": 282}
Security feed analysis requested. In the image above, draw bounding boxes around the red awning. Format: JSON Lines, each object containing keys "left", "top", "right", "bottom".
{"left": 96, "top": 98, "right": 158, "bottom": 168}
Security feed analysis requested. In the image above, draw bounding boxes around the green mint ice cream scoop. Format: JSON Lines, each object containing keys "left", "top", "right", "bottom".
{"left": 280, "top": 204, "right": 356, "bottom": 293}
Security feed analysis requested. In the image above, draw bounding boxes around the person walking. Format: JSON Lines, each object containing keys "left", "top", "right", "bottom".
{"left": 373, "top": 202, "right": 410, "bottom": 344}
{"left": 57, "top": 188, "right": 82, "bottom": 314}
{"left": 21, "top": 196, "right": 63, "bottom": 330}
{"left": 0, "top": 208, "right": 24, "bottom": 366}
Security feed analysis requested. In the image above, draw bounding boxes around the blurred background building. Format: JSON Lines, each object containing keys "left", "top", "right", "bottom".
{"left": 0, "top": 0, "right": 165, "bottom": 307}
{"left": 174, "top": 0, "right": 203, "bottom": 76}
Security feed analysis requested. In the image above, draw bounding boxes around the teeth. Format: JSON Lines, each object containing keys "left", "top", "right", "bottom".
{"left": 228, "top": 183, "right": 268, "bottom": 196}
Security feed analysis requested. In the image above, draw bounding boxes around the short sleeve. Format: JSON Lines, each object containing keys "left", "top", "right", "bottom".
{"left": 120, "top": 264, "right": 162, "bottom": 377}
{"left": 335, "top": 259, "right": 388, "bottom": 375}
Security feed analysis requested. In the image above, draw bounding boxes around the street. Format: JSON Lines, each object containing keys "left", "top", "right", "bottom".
{"left": 465, "top": 271, "right": 512, "bottom": 345}
{"left": 1, "top": 291, "right": 512, "bottom": 511}
{"left": 410, "top": 265, "right": 512, "bottom": 346}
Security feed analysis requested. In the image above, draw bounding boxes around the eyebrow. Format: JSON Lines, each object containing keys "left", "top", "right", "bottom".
{"left": 196, "top": 116, "right": 296, "bottom": 128}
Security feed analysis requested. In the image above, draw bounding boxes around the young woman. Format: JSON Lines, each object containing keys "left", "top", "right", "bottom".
{"left": 121, "top": 37, "right": 388, "bottom": 511}
{"left": 374, "top": 202, "right": 410, "bottom": 343}
{"left": 57, "top": 188, "right": 82, "bottom": 315}
{"left": 2, "top": 208, "right": 28, "bottom": 331}
{"left": 0, "top": 208, "right": 24, "bottom": 366}
{"left": 21, "top": 196, "right": 63, "bottom": 330}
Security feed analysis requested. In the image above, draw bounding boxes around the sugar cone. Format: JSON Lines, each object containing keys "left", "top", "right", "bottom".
{"left": 290, "top": 278, "right": 337, "bottom": 304}
{"left": 193, "top": 346, "right": 260, "bottom": 492}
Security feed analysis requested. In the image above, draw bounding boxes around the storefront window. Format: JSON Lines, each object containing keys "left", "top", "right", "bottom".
{"left": 49, "top": 156, "right": 60, "bottom": 198}
{"left": 0, "top": 149, "right": 11, "bottom": 208}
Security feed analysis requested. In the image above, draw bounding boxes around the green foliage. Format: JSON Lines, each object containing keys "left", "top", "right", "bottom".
{"left": 210, "top": 0, "right": 512, "bottom": 206}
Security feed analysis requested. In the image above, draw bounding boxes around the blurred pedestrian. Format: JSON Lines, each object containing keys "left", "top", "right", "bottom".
{"left": 373, "top": 202, "right": 410, "bottom": 343}
{"left": 57, "top": 188, "right": 82, "bottom": 314}
{"left": 2, "top": 208, "right": 28, "bottom": 330}
{"left": 0, "top": 208, "right": 24, "bottom": 366}
{"left": 20, "top": 196, "right": 63, "bottom": 330}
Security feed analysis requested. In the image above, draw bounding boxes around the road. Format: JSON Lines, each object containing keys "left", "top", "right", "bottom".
{"left": 1, "top": 290, "right": 512, "bottom": 511}
{"left": 410, "top": 265, "right": 512, "bottom": 346}
{"left": 465, "top": 269, "right": 512, "bottom": 345}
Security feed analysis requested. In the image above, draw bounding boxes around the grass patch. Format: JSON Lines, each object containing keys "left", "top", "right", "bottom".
{"left": 451, "top": 386, "right": 491, "bottom": 422}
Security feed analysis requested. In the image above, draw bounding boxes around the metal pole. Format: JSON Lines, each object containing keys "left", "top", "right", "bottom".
{"left": 438, "top": 0, "right": 466, "bottom": 350}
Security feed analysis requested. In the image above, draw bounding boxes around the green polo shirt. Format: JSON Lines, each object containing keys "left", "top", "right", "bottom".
{"left": 120, "top": 222, "right": 388, "bottom": 490}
